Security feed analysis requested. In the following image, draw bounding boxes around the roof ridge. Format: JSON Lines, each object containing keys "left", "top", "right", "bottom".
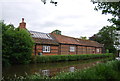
{"left": 51, "top": 33, "right": 78, "bottom": 39}
{"left": 76, "top": 38, "right": 97, "bottom": 42}
{"left": 29, "top": 30, "right": 49, "bottom": 34}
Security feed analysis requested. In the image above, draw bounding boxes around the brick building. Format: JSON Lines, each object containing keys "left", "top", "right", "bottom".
{"left": 19, "top": 18, "right": 103, "bottom": 55}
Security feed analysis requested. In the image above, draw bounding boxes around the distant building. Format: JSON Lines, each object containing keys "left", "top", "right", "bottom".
{"left": 19, "top": 18, "right": 103, "bottom": 55}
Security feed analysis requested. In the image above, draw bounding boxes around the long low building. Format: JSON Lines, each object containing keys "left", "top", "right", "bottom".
{"left": 19, "top": 18, "right": 104, "bottom": 55}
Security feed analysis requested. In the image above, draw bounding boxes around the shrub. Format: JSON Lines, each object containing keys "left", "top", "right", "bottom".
{"left": 2, "top": 22, "right": 34, "bottom": 66}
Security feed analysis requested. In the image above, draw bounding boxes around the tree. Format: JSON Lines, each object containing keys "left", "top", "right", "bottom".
{"left": 2, "top": 22, "right": 34, "bottom": 66}
{"left": 41, "top": 0, "right": 57, "bottom": 6}
{"left": 91, "top": 1, "right": 120, "bottom": 29}
{"left": 80, "top": 36, "right": 88, "bottom": 40}
{"left": 89, "top": 25, "right": 118, "bottom": 53}
{"left": 51, "top": 29, "right": 61, "bottom": 35}
{"left": 91, "top": 1, "right": 120, "bottom": 55}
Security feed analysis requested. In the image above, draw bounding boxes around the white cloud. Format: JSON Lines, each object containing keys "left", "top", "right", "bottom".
{"left": 1, "top": 0, "right": 112, "bottom": 38}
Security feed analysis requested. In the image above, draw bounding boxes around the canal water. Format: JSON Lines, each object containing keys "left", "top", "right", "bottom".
{"left": 2, "top": 59, "right": 105, "bottom": 78}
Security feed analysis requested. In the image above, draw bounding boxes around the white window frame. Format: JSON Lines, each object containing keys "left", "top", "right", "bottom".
{"left": 43, "top": 46, "right": 50, "bottom": 53}
{"left": 70, "top": 46, "right": 75, "bottom": 52}
{"left": 96, "top": 49, "right": 100, "bottom": 53}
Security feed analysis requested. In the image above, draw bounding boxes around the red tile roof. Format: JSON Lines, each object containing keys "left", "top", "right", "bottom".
{"left": 31, "top": 31, "right": 103, "bottom": 47}
{"left": 75, "top": 38, "right": 103, "bottom": 47}
{"left": 32, "top": 37, "right": 59, "bottom": 45}
{"left": 50, "top": 33, "right": 80, "bottom": 45}
{"left": 51, "top": 33, "right": 103, "bottom": 47}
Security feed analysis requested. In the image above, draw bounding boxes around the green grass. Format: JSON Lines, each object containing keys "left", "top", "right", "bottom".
{"left": 53, "top": 60, "right": 120, "bottom": 80}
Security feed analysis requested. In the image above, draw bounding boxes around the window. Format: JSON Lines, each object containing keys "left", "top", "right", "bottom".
{"left": 70, "top": 46, "right": 75, "bottom": 52}
{"left": 96, "top": 49, "right": 100, "bottom": 53}
{"left": 43, "top": 46, "right": 50, "bottom": 52}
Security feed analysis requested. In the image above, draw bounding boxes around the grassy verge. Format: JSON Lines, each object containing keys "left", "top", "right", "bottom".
{"left": 31, "top": 53, "right": 114, "bottom": 63}
{"left": 53, "top": 60, "right": 120, "bottom": 80}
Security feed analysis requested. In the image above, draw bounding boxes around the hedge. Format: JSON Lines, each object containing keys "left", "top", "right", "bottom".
{"left": 31, "top": 53, "right": 114, "bottom": 63}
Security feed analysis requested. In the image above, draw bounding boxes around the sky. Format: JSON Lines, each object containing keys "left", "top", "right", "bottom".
{"left": 0, "top": 0, "right": 113, "bottom": 38}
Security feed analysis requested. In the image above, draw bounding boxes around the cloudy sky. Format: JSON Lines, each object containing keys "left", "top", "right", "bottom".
{"left": 1, "top": 0, "right": 112, "bottom": 38}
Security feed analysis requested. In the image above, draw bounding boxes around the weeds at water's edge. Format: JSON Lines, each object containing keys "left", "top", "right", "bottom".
{"left": 53, "top": 60, "right": 120, "bottom": 79}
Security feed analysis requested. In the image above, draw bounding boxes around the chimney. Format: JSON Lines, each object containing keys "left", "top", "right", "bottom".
{"left": 19, "top": 18, "right": 26, "bottom": 29}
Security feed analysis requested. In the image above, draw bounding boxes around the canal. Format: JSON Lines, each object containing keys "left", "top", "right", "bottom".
{"left": 2, "top": 59, "right": 107, "bottom": 78}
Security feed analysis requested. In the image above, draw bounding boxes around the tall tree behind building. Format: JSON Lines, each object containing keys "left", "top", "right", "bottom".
{"left": 91, "top": 1, "right": 120, "bottom": 54}
{"left": 89, "top": 25, "right": 118, "bottom": 54}
{"left": 51, "top": 30, "right": 61, "bottom": 35}
{"left": 80, "top": 36, "right": 88, "bottom": 40}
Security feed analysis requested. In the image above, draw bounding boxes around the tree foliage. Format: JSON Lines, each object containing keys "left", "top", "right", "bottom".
{"left": 2, "top": 22, "right": 34, "bottom": 66}
{"left": 93, "top": 2, "right": 120, "bottom": 17}
{"left": 89, "top": 25, "right": 118, "bottom": 53}
{"left": 80, "top": 36, "right": 88, "bottom": 40}
{"left": 41, "top": 0, "right": 57, "bottom": 6}
{"left": 91, "top": 1, "right": 120, "bottom": 54}
{"left": 51, "top": 29, "right": 61, "bottom": 35}
{"left": 92, "top": 2, "right": 120, "bottom": 29}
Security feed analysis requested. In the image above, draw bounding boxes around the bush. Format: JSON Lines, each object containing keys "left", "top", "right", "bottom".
{"left": 2, "top": 22, "right": 34, "bottom": 66}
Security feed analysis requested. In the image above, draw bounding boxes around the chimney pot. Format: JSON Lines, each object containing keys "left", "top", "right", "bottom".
{"left": 22, "top": 18, "right": 24, "bottom": 22}
{"left": 19, "top": 18, "right": 26, "bottom": 29}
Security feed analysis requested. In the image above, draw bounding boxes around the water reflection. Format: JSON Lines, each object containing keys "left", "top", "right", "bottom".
{"left": 69, "top": 67, "right": 75, "bottom": 72}
{"left": 3, "top": 59, "right": 103, "bottom": 78}
{"left": 42, "top": 70, "right": 50, "bottom": 77}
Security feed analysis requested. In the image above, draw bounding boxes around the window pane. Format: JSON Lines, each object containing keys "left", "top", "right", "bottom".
{"left": 70, "top": 46, "right": 75, "bottom": 52}
{"left": 43, "top": 46, "right": 50, "bottom": 52}
{"left": 43, "top": 46, "right": 45, "bottom": 51}
{"left": 97, "top": 49, "right": 99, "bottom": 52}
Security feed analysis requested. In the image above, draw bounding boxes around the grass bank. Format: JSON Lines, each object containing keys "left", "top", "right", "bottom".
{"left": 53, "top": 60, "right": 120, "bottom": 80}
{"left": 31, "top": 53, "right": 114, "bottom": 63}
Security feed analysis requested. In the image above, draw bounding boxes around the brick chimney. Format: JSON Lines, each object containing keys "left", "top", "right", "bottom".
{"left": 19, "top": 18, "right": 26, "bottom": 29}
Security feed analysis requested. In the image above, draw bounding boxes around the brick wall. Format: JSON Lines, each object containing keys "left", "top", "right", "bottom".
{"left": 77, "top": 46, "right": 97, "bottom": 54}
{"left": 60, "top": 45, "right": 69, "bottom": 55}
{"left": 60, "top": 45, "right": 77, "bottom": 55}
{"left": 33, "top": 45, "right": 59, "bottom": 55}
{"left": 83, "top": 46, "right": 87, "bottom": 54}
{"left": 77, "top": 46, "right": 83, "bottom": 54}
{"left": 32, "top": 44, "right": 103, "bottom": 55}
{"left": 92, "top": 47, "right": 96, "bottom": 54}
{"left": 86, "top": 47, "right": 96, "bottom": 54}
